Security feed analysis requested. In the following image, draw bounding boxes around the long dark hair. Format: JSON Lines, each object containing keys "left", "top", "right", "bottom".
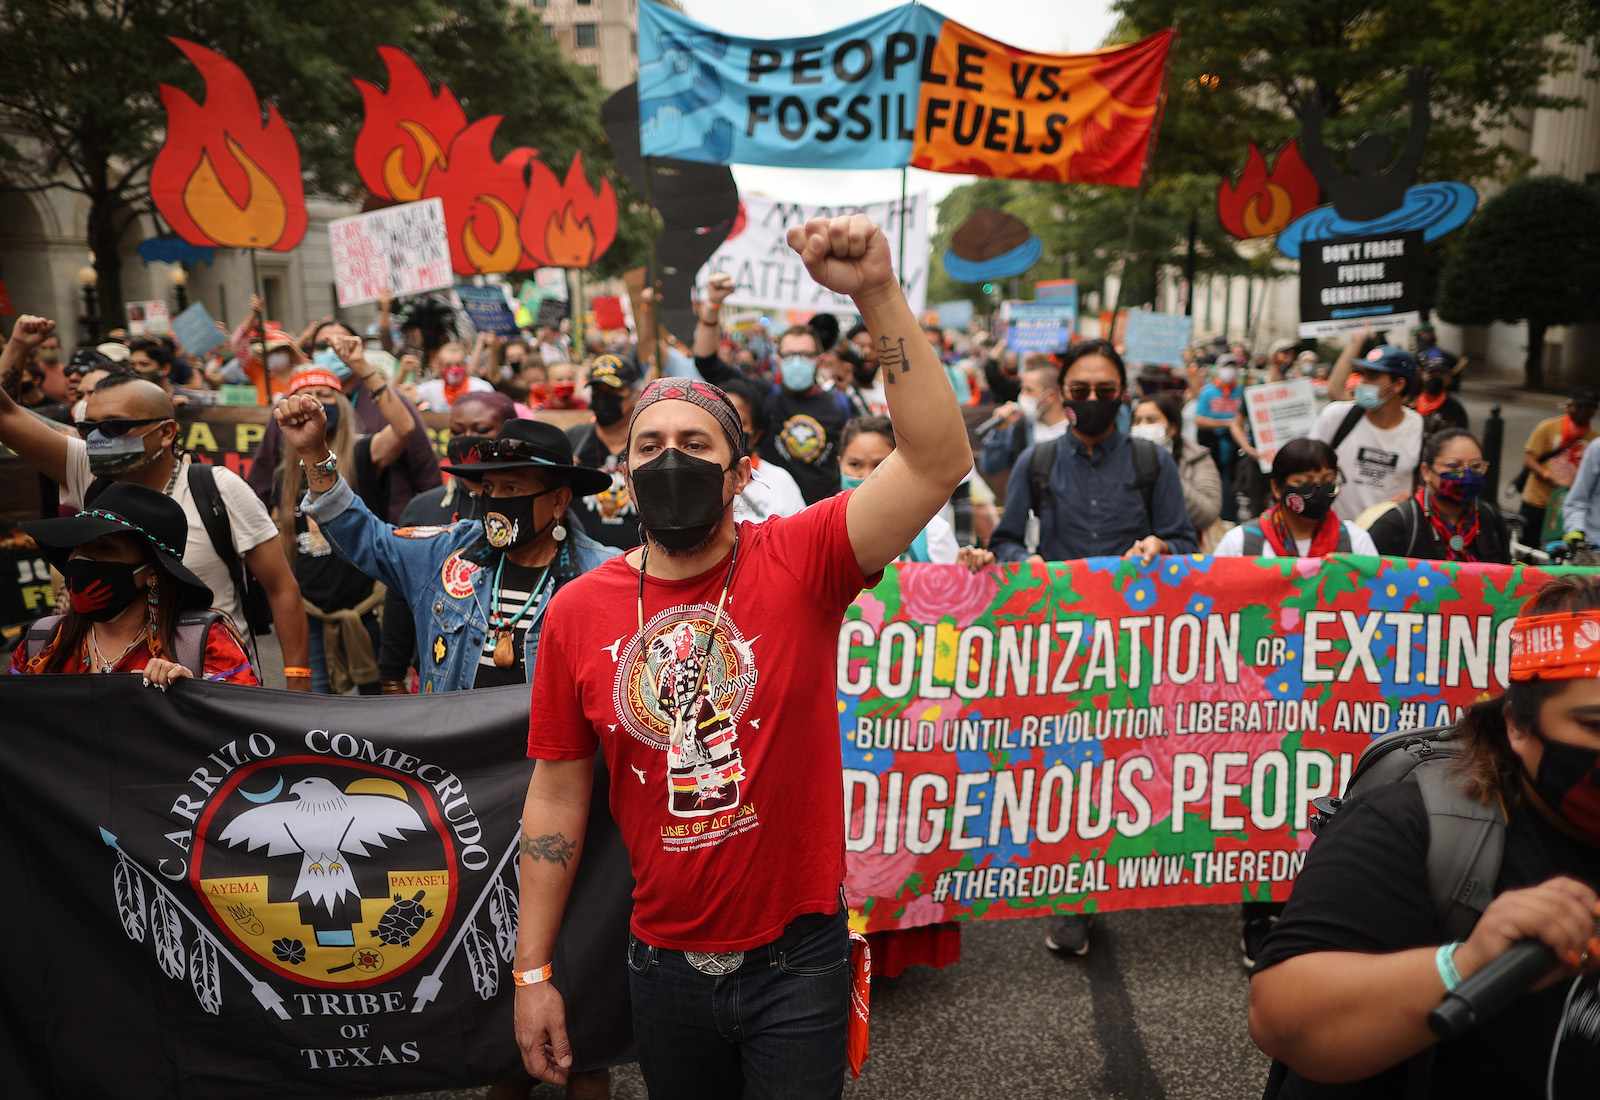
{"left": 35, "top": 550, "right": 203, "bottom": 673}
{"left": 1455, "top": 575, "right": 1600, "bottom": 802}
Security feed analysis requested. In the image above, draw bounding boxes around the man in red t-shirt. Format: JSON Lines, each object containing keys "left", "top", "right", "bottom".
{"left": 512, "top": 215, "right": 974, "bottom": 1098}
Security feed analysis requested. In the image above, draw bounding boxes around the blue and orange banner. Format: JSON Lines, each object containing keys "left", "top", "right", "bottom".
{"left": 840, "top": 555, "right": 1591, "bottom": 931}
{"left": 637, "top": 4, "right": 1173, "bottom": 185}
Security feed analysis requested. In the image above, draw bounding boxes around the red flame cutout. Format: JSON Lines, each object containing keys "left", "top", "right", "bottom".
{"left": 423, "top": 116, "right": 539, "bottom": 275}
{"left": 149, "top": 39, "right": 307, "bottom": 251}
{"left": 1216, "top": 140, "right": 1320, "bottom": 240}
{"left": 518, "top": 152, "right": 619, "bottom": 269}
{"left": 352, "top": 47, "right": 468, "bottom": 202}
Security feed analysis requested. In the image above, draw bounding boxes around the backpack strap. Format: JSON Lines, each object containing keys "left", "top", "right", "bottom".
{"left": 1406, "top": 498, "right": 1421, "bottom": 554}
{"left": 173, "top": 610, "right": 225, "bottom": 675}
{"left": 187, "top": 462, "right": 245, "bottom": 599}
{"left": 23, "top": 615, "right": 64, "bottom": 664}
{"left": 1127, "top": 436, "right": 1159, "bottom": 524}
{"left": 1336, "top": 522, "right": 1353, "bottom": 553}
{"left": 565, "top": 421, "right": 598, "bottom": 465}
{"left": 1027, "top": 438, "right": 1060, "bottom": 517}
{"left": 1240, "top": 522, "right": 1265, "bottom": 556}
{"left": 1329, "top": 403, "right": 1366, "bottom": 452}
{"left": 1416, "top": 763, "right": 1505, "bottom": 942}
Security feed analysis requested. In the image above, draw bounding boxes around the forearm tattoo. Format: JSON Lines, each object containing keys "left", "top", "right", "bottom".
{"left": 520, "top": 831, "right": 576, "bottom": 869}
{"left": 877, "top": 336, "right": 909, "bottom": 382}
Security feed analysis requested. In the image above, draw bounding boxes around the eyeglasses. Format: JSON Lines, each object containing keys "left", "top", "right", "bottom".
{"left": 74, "top": 416, "right": 168, "bottom": 439}
{"left": 1435, "top": 460, "right": 1490, "bottom": 475}
{"left": 1064, "top": 383, "right": 1122, "bottom": 401}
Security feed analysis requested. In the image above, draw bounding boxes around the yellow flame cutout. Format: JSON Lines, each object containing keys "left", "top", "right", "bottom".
{"left": 182, "top": 136, "right": 287, "bottom": 249}
{"left": 463, "top": 195, "right": 522, "bottom": 273}
{"left": 382, "top": 120, "right": 449, "bottom": 202}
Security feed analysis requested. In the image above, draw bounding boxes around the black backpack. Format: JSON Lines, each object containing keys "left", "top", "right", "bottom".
{"left": 1027, "top": 434, "right": 1161, "bottom": 527}
{"left": 24, "top": 609, "right": 224, "bottom": 673}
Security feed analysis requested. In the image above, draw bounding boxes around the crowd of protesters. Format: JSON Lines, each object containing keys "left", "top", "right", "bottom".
{"left": 4, "top": 210, "right": 1599, "bottom": 1100}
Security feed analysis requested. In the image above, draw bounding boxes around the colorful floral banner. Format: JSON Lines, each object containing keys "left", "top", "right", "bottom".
{"left": 839, "top": 555, "right": 1591, "bottom": 932}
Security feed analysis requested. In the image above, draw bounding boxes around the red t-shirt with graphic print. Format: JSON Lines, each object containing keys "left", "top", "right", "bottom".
{"left": 527, "top": 492, "right": 871, "bottom": 952}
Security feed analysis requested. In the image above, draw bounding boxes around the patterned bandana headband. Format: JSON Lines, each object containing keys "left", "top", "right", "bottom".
{"left": 1508, "top": 611, "right": 1600, "bottom": 681}
{"left": 286, "top": 369, "right": 344, "bottom": 395}
{"left": 628, "top": 377, "right": 746, "bottom": 459}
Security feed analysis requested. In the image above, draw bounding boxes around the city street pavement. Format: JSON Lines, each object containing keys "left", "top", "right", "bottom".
{"left": 384, "top": 905, "right": 1269, "bottom": 1100}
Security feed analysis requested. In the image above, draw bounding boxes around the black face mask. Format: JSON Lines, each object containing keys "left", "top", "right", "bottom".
{"left": 632, "top": 448, "right": 730, "bottom": 552}
{"left": 1282, "top": 481, "right": 1338, "bottom": 522}
{"left": 1524, "top": 726, "right": 1600, "bottom": 839}
{"left": 591, "top": 391, "right": 626, "bottom": 427}
{"left": 482, "top": 488, "right": 561, "bottom": 550}
{"left": 1422, "top": 376, "right": 1446, "bottom": 396}
{"left": 1067, "top": 399, "right": 1120, "bottom": 438}
{"left": 64, "top": 557, "right": 146, "bottom": 622}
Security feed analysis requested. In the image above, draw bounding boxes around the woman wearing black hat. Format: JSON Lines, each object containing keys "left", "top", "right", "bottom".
{"left": 11, "top": 482, "right": 256, "bottom": 686}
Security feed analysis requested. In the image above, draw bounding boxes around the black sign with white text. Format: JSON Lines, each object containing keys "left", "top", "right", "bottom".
{"left": 1297, "top": 230, "right": 1424, "bottom": 338}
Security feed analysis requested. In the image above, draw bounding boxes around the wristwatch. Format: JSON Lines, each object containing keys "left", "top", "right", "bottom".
{"left": 301, "top": 449, "right": 339, "bottom": 476}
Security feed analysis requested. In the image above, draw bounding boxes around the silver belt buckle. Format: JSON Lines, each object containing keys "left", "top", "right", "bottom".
{"left": 685, "top": 950, "right": 745, "bottom": 975}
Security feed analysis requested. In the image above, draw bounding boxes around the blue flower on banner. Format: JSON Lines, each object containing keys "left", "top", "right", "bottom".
{"left": 837, "top": 694, "right": 895, "bottom": 775}
{"left": 1122, "top": 576, "right": 1159, "bottom": 612}
{"left": 1364, "top": 561, "right": 1448, "bottom": 611}
{"left": 1185, "top": 593, "right": 1215, "bottom": 619}
{"left": 1265, "top": 640, "right": 1308, "bottom": 699}
{"left": 1157, "top": 554, "right": 1211, "bottom": 587}
{"left": 1084, "top": 554, "right": 1127, "bottom": 578}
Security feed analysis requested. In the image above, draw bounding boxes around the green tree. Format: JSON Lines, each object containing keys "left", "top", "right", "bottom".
{"left": 1436, "top": 175, "right": 1600, "bottom": 390}
{"left": 0, "top": 0, "right": 641, "bottom": 328}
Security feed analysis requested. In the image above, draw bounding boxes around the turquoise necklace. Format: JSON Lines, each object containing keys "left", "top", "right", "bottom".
{"left": 489, "top": 554, "right": 554, "bottom": 669}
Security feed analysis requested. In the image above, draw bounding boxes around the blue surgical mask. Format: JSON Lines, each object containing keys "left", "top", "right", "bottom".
{"left": 840, "top": 473, "right": 865, "bottom": 490}
{"left": 780, "top": 355, "right": 817, "bottom": 392}
{"left": 314, "top": 347, "right": 352, "bottom": 380}
{"left": 1353, "top": 382, "right": 1384, "bottom": 409}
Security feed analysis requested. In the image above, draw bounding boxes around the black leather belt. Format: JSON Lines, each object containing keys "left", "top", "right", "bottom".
{"left": 681, "top": 906, "right": 841, "bottom": 975}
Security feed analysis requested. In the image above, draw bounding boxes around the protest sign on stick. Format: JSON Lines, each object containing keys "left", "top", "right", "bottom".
{"left": 1244, "top": 378, "right": 1320, "bottom": 472}
{"left": 330, "top": 198, "right": 453, "bottom": 307}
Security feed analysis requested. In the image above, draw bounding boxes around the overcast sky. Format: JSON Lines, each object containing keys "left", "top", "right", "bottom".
{"left": 677, "top": 0, "right": 1120, "bottom": 208}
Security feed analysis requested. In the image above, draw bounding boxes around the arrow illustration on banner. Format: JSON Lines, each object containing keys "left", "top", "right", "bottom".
{"left": 100, "top": 828, "right": 291, "bottom": 1020}
{"left": 410, "top": 827, "right": 520, "bottom": 1012}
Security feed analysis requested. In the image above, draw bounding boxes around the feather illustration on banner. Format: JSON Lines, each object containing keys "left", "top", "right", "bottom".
{"left": 488, "top": 877, "right": 518, "bottom": 962}
{"left": 150, "top": 893, "right": 187, "bottom": 980}
{"left": 149, "top": 38, "right": 308, "bottom": 251}
{"left": 190, "top": 936, "right": 223, "bottom": 1015}
{"left": 464, "top": 923, "right": 498, "bottom": 1000}
{"left": 353, "top": 47, "right": 468, "bottom": 202}
{"left": 114, "top": 854, "right": 147, "bottom": 942}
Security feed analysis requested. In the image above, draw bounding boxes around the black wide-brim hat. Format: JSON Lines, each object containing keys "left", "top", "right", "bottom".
{"left": 439, "top": 417, "right": 613, "bottom": 496}
{"left": 22, "top": 481, "right": 213, "bottom": 605}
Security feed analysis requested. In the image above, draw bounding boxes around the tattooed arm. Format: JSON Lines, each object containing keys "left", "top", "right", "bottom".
{"left": 786, "top": 215, "right": 972, "bottom": 574}
{"left": 512, "top": 755, "right": 594, "bottom": 1087}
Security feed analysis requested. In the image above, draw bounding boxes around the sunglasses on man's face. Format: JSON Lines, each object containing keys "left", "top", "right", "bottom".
{"left": 1064, "top": 382, "right": 1122, "bottom": 401}
{"left": 74, "top": 416, "right": 168, "bottom": 439}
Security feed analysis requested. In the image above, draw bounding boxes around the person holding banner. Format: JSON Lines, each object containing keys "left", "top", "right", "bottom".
{"left": 1250, "top": 575, "right": 1600, "bottom": 1097}
{"left": 1215, "top": 439, "right": 1378, "bottom": 560}
{"left": 514, "top": 214, "right": 973, "bottom": 1098}
{"left": 1369, "top": 428, "right": 1510, "bottom": 564}
{"left": 11, "top": 481, "right": 256, "bottom": 686}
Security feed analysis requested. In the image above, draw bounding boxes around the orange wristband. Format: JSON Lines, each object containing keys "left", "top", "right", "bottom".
{"left": 512, "top": 963, "right": 554, "bottom": 986}
{"left": 282, "top": 667, "right": 313, "bottom": 678}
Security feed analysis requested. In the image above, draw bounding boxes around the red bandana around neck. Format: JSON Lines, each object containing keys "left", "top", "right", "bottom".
{"left": 1264, "top": 505, "right": 1342, "bottom": 558}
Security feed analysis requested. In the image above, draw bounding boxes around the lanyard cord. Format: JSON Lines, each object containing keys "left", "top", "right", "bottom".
{"left": 638, "top": 535, "right": 740, "bottom": 745}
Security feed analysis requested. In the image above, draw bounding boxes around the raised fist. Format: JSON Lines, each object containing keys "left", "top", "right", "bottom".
{"left": 786, "top": 215, "right": 897, "bottom": 305}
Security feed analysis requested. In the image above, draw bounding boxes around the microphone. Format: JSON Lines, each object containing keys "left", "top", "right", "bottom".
{"left": 973, "top": 412, "right": 1007, "bottom": 437}
{"left": 1427, "top": 940, "right": 1557, "bottom": 1040}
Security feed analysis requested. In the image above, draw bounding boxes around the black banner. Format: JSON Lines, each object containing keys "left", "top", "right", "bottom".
{"left": 1297, "top": 229, "right": 1424, "bottom": 338}
{"left": 0, "top": 678, "right": 633, "bottom": 1099}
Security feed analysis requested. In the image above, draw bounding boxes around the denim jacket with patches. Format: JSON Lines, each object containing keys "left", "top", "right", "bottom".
{"left": 303, "top": 477, "right": 619, "bottom": 693}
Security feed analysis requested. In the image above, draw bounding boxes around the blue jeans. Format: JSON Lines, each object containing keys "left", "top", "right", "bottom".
{"left": 306, "top": 613, "right": 382, "bottom": 695}
{"left": 626, "top": 911, "right": 850, "bottom": 1100}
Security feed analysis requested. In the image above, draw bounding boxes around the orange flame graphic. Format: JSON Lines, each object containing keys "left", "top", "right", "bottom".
{"left": 1216, "top": 140, "right": 1320, "bottom": 239}
{"left": 149, "top": 39, "right": 307, "bottom": 251}
{"left": 353, "top": 47, "right": 468, "bottom": 202}
{"left": 423, "top": 116, "right": 539, "bottom": 275}
{"left": 518, "top": 152, "right": 619, "bottom": 269}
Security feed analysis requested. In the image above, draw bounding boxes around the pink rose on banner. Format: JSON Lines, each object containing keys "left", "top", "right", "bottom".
{"left": 1141, "top": 663, "right": 1280, "bottom": 815}
{"left": 897, "top": 891, "right": 946, "bottom": 930}
{"left": 899, "top": 564, "right": 998, "bottom": 627}
{"left": 844, "top": 813, "right": 919, "bottom": 909}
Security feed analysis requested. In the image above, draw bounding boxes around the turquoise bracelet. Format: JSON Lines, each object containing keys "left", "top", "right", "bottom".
{"left": 1435, "top": 941, "right": 1464, "bottom": 992}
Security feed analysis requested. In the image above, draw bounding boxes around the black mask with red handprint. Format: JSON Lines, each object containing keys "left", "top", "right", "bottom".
{"left": 63, "top": 557, "right": 146, "bottom": 622}
{"left": 1525, "top": 726, "right": 1600, "bottom": 840}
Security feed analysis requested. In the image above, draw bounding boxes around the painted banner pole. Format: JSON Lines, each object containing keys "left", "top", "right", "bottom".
{"left": 1105, "top": 25, "right": 1180, "bottom": 326}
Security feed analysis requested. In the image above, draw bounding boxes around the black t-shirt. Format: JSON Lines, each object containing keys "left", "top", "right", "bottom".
{"left": 1367, "top": 498, "right": 1510, "bottom": 564}
{"left": 761, "top": 386, "right": 852, "bottom": 505}
{"left": 567, "top": 422, "right": 639, "bottom": 550}
{"left": 472, "top": 557, "right": 549, "bottom": 689}
{"left": 1255, "top": 782, "right": 1600, "bottom": 1098}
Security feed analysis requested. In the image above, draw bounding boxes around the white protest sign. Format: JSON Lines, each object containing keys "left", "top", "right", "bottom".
{"left": 1122, "top": 309, "right": 1193, "bottom": 366}
{"left": 696, "top": 193, "right": 929, "bottom": 317}
{"left": 1244, "top": 377, "right": 1320, "bottom": 473}
{"left": 329, "top": 198, "right": 452, "bottom": 307}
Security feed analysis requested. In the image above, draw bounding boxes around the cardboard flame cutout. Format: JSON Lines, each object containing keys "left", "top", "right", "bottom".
{"left": 353, "top": 48, "right": 468, "bottom": 203}
{"left": 150, "top": 39, "right": 307, "bottom": 251}
{"left": 422, "top": 116, "right": 540, "bottom": 275}
{"left": 1216, "top": 140, "right": 1320, "bottom": 240}
{"left": 353, "top": 49, "right": 618, "bottom": 274}
{"left": 518, "top": 152, "right": 618, "bottom": 269}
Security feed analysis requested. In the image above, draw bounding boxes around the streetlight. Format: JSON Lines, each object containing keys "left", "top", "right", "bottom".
{"left": 77, "top": 265, "right": 100, "bottom": 344}
{"left": 169, "top": 265, "right": 189, "bottom": 313}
